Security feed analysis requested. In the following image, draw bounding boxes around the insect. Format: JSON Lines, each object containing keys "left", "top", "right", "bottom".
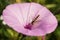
{"left": 24, "top": 15, "right": 40, "bottom": 30}
{"left": 31, "top": 15, "right": 40, "bottom": 25}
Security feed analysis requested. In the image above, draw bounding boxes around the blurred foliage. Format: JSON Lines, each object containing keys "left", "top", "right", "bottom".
{"left": 0, "top": 0, "right": 60, "bottom": 40}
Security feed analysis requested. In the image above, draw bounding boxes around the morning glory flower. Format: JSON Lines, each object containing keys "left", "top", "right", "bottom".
{"left": 2, "top": 3, "right": 58, "bottom": 36}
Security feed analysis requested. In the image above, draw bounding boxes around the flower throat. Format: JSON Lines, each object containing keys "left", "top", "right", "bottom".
{"left": 24, "top": 15, "right": 39, "bottom": 30}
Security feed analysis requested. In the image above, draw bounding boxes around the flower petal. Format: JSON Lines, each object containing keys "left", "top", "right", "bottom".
{"left": 3, "top": 3, "right": 58, "bottom": 36}
{"left": 27, "top": 3, "right": 44, "bottom": 24}
{"left": 3, "top": 4, "right": 28, "bottom": 33}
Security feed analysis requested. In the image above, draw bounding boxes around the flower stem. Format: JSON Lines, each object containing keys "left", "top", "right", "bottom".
{"left": 16, "top": 0, "right": 21, "bottom": 3}
{"left": 37, "top": 36, "right": 46, "bottom": 40}
{"left": 29, "top": 0, "right": 32, "bottom": 2}
{"left": 37, "top": 36, "right": 42, "bottom": 40}
{"left": 41, "top": 36, "right": 45, "bottom": 40}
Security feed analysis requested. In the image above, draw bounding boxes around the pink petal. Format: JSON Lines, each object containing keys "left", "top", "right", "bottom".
{"left": 38, "top": 7, "right": 58, "bottom": 33}
{"left": 3, "top": 3, "right": 58, "bottom": 36}
{"left": 27, "top": 3, "right": 44, "bottom": 24}
{"left": 3, "top": 4, "right": 28, "bottom": 33}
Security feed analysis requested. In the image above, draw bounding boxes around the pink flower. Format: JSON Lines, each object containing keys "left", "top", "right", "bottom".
{"left": 2, "top": 3, "right": 58, "bottom": 36}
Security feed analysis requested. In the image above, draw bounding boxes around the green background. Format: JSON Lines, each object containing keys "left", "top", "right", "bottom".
{"left": 0, "top": 0, "right": 60, "bottom": 40}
